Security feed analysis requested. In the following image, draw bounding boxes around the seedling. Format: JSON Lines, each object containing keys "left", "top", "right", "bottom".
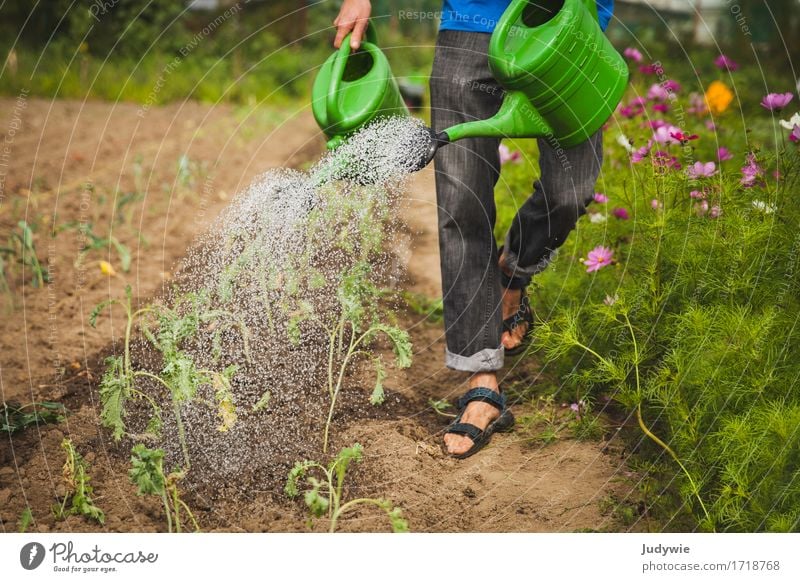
{"left": 428, "top": 398, "right": 456, "bottom": 418}
{"left": 129, "top": 444, "right": 199, "bottom": 533}
{"left": 64, "top": 221, "right": 132, "bottom": 273}
{"left": 17, "top": 507, "right": 33, "bottom": 533}
{"left": 91, "top": 286, "right": 249, "bottom": 468}
{"left": 285, "top": 443, "right": 408, "bottom": 533}
{"left": 53, "top": 439, "right": 105, "bottom": 524}
{"left": 1, "top": 401, "right": 66, "bottom": 434}
{"left": 1, "top": 221, "right": 48, "bottom": 288}
{"left": 322, "top": 261, "right": 412, "bottom": 452}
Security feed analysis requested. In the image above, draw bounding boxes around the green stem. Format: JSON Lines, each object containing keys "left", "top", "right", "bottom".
{"left": 332, "top": 498, "right": 387, "bottom": 533}
{"left": 133, "top": 370, "right": 190, "bottom": 469}
{"left": 171, "top": 484, "right": 181, "bottom": 533}
{"left": 161, "top": 490, "right": 173, "bottom": 533}
{"left": 177, "top": 498, "right": 200, "bottom": 532}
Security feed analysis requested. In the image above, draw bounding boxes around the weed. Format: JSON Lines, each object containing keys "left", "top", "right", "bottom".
{"left": 285, "top": 443, "right": 408, "bottom": 533}
{"left": 1, "top": 401, "right": 66, "bottom": 434}
{"left": 54, "top": 439, "right": 105, "bottom": 524}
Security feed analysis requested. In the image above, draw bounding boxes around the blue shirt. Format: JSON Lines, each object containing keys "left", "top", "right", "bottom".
{"left": 440, "top": 0, "right": 614, "bottom": 33}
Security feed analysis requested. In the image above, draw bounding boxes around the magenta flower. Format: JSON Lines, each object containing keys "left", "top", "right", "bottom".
{"left": 790, "top": 125, "right": 800, "bottom": 143}
{"left": 761, "top": 92, "right": 794, "bottom": 112}
{"left": 669, "top": 130, "right": 699, "bottom": 144}
{"left": 689, "top": 190, "right": 706, "bottom": 199}
{"left": 583, "top": 246, "right": 614, "bottom": 273}
{"left": 663, "top": 80, "right": 682, "bottom": 93}
{"left": 624, "top": 47, "right": 643, "bottom": 63}
{"left": 612, "top": 207, "right": 630, "bottom": 220}
{"left": 717, "top": 147, "right": 733, "bottom": 161}
{"left": 709, "top": 205, "right": 722, "bottom": 219}
{"left": 740, "top": 153, "right": 764, "bottom": 188}
{"left": 631, "top": 143, "right": 651, "bottom": 163}
{"left": 647, "top": 83, "right": 670, "bottom": 101}
{"left": 696, "top": 200, "right": 709, "bottom": 216}
{"left": 687, "top": 161, "right": 718, "bottom": 179}
{"left": 714, "top": 54, "right": 739, "bottom": 72}
{"left": 653, "top": 125, "right": 682, "bottom": 145}
{"left": 499, "top": 143, "right": 521, "bottom": 165}
{"left": 593, "top": 192, "right": 609, "bottom": 203}
{"left": 652, "top": 150, "right": 682, "bottom": 171}
{"left": 639, "top": 64, "right": 658, "bottom": 75}
{"left": 645, "top": 119, "right": 668, "bottom": 130}
{"left": 653, "top": 103, "right": 670, "bottom": 113}
{"left": 619, "top": 105, "right": 641, "bottom": 119}
{"left": 630, "top": 96, "right": 647, "bottom": 108}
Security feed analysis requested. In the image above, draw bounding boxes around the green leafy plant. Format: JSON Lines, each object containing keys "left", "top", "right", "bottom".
{"left": 129, "top": 444, "right": 199, "bottom": 533}
{"left": 322, "top": 262, "right": 412, "bottom": 452}
{"left": 285, "top": 443, "right": 408, "bottom": 533}
{"left": 2, "top": 401, "right": 66, "bottom": 434}
{"left": 17, "top": 507, "right": 33, "bottom": 533}
{"left": 91, "top": 286, "right": 249, "bottom": 468}
{"left": 428, "top": 398, "right": 456, "bottom": 418}
{"left": 54, "top": 439, "right": 105, "bottom": 524}
{"left": 64, "top": 221, "right": 132, "bottom": 273}
{"left": 0, "top": 221, "right": 48, "bottom": 288}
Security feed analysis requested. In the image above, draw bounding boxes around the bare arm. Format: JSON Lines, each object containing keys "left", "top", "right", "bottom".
{"left": 333, "top": 0, "right": 371, "bottom": 49}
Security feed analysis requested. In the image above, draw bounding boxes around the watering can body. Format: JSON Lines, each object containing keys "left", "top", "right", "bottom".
{"left": 312, "top": 25, "right": 410, "bottom": 149}
{"left": 312, "top": 0, "right": 628, "bottom": 167}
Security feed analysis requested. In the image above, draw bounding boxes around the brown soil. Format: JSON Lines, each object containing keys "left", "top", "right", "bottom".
{"left": 0, "top": 98, "right": 642, "bottom": 533}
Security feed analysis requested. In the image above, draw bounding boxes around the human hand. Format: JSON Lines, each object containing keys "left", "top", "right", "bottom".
{"left": 333, "top": 0, "right": 371, "bottom": 49}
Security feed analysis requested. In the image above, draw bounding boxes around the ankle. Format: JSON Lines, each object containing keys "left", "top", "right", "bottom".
{"left": 469, "top": 372, "right": 499, "bottom": 392}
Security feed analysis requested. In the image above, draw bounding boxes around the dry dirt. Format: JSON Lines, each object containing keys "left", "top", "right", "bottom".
{"left": 0, "top": 98, "right": 642, "bottom": 533}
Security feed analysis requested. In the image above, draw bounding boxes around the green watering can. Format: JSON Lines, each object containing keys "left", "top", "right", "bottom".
{"left": 312, "top": 0, "right": 629, "bottom": 170}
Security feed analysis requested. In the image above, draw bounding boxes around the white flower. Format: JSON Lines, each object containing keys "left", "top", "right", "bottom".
{"left": 616, "top": 134, "right": 633, "bottom": 152}
{"left": 752, "top": 200, "right": 776, "bottom": 214}
{"left": 589, "top": 212, "right": 608, "bottom": 224}
{"left": 779, "top": 112, "right": 800, "bottom": 130}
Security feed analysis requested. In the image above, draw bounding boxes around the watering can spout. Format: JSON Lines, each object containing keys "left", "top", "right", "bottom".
{"left": 439, "top": 91, "right": 551, "bottom": 143}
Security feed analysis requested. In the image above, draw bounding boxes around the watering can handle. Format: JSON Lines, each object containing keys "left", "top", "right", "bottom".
{"left": 326, "top": 21, "right": 378, "bottom": 126}
{"left": 491, "top": 0, "right": 529, "bottom": 57}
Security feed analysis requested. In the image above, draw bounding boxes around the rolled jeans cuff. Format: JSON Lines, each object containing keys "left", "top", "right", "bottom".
{"left": 502, "top": 231, "right": 560, "bottom": 280}
{"left": 445, "top": 346, "right": 504, "bottom": 372}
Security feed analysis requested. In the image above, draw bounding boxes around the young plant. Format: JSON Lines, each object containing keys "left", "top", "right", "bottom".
{"left": 54, "top": 438, "right": 105, "bottom": 524}
{"left": 285, "top": 443, "right": 408, "bottom": 533}
{"left": 91, "top": 286, "right": 248, "bottom": 468}
{"left": 3, "top": 221, "right": 48, "bottom": 288}
{"left": 67, "top": 221, "right": 132, "bottom": 273}
{"left": 2, "top": 401, "right": 66, "bottom": 434}
{"left": 322, "top": 261, "right": 412, "bottom": 452}
{"left": 129, "top": 444, "right": 199, "bottom": 533}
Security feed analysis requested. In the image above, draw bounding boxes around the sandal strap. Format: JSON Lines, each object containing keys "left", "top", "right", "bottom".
{"left": 502, "top": 295, "right": 533, "bottom": 333}
{"left": 457, "top": 387, "right": 506, "bottom": 411}
{"left": 500, "top": 268, "right": 530, "bottom": 290}
{"left": 445, "top": 422, "right": 483, "bottom": 442}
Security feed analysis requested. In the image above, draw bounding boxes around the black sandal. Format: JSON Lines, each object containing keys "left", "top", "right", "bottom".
{"left": 444, "top": 387, "right": 515, "bottom": 459}
{"left": 499, "top": 266, "right": 533, "bottom": 357}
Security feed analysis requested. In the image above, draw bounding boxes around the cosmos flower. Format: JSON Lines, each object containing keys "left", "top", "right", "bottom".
{"left": 616, "top": 134, "right": 633, "bottom": 151}
{"left": 714, "top": 54, "right": 739, "bottom": 72}
{"left": 740, "top": 153, "right": 765, "bottom": 188}
{"left": 752, "top": 200, "right": 776, "bottom": 214}
{"left": 761, "top": 92, "right": 794, "bottom": 112}
{"left": 583, "top": 246, "right": 614, "bottom": 273}
{"left": 623, "top": 47, "right": 643, "bottom": 62}
{"left": 779, "top": 112, "right": 800, "bottom": 130}
{"left": 717, "top": 147, "right": 733, "bottom": 161}
{"left": 647, "top": 83, "right": 670, "bottom": 101}
{"left": 499, "top": 143, "right": 521, "bottom": 164}
{"left": 612, "top": 207, "right": 630, "bottom": 220}
{"left": 708, "top": 205, "right": 722, "bottom": 219}
{"left": 687, "top": 161, "right": 718, "bottom": 179}
{"left": 652, "top": 150, "right": 682, "bottom": 171}
{"left": 790, "top": 125, "right": 800, "bottom": 143}
{"left": 593, "top": 192, "right": 609, "bottom": 203}
{"left": 589, "top": 212, "right": 607, "bottom": 224}
{"left": 689, "top": 190, "right": 706, "bottom": 199}
{"left": 631, "top": 141, "right": 652, "bottom": 163}
{"left": 652, "top": 103, "right": 670, "bottom": 113}
{"left": 669, "top": 130, "right": 699, "bottom": 144}
{"left": 639, "top": 64, "right": 658, "bottom": 75}
{"left": 653, "top": 125, "right": 682, "bottom": 145}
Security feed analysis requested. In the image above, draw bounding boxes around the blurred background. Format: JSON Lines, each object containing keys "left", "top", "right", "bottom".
{"left": 0, "top": 0, "right": 797, "bottom": 107}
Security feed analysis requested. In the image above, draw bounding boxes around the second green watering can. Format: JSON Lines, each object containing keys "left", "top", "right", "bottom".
{"left": 312, "top": 0, "right": 629, "bottom": 171}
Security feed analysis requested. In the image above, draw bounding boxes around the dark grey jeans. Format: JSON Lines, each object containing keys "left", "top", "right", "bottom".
{"left": 429, "top": 30, "right": 604, "bottom": 373}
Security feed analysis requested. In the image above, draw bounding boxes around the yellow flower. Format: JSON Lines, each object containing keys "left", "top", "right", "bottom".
{"left": 705, "top": 80, "right": 734, "bottom": 115}
{"left": 99, "top": 260, "right": 116, "bottom": 276}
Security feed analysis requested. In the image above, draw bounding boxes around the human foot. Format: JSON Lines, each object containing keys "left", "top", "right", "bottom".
{"left": 443, "top": 373, "right": 502, "bottom": 456}
{"left": 498, "top": 253, "right": 530, "bottom": 351}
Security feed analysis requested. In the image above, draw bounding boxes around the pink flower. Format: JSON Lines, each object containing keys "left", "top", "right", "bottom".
{"left": 499, "top": 143, "right": 521, "bottom": 165}
{"left": 690, "top": 190, "right": 706, "bottom": 199}
{"left": 709, "top": 205, "right": 722, "bottom": 218}
{"left": 624, "top": 47, "right": 643, "bottom": 63}
{"left": 584, "top": 246, "right": 614, "bottom": 273}
{"left": 687, "top": 161, "right": 718, "bottom": 179}
{"left": 612, "top": 207, "right": 630, "bottom": 220}
{"left": 630, "top": 139, "right": 653, "bottom": 163}
{"left": 717, "top": 147, "right": 733, "bottom": 161}
{"left": 653, "top": 125, "right": 682, "bottom": 145}
{"left": 696, "top": 200, "right": 709, "bottom": 216}
{"left": 761, "top": 92, "right": 794, "bottom": 112}
{"left": 650, "top": 198, "right": 663, "bottom": 210}
{"left": 647, "top": 83, "right": 670, "bottom": 101}
{"left": 645, "top": 119, "right": 668, "bottom": 130}
{"left": 669, "top": 130, "right": 699, "bottom": 144}
{"left": 652, "top": 150, "right": 681, "bottom": 171}
{"left": 714, "top": 54, "right": 739, "bottom": 72}
{"left": 652, "top": 103, "right": 670, "bottom": 113}
{"left": 639, "top": 64, "right": 658, "bottom": 75}
{"left": 663, "top": 80, "right": 682, "bottom": 93}
{"left": 705, "top": 120, "right": 716, "bottom": 131}
{"left": 740, "top": 153, "right": 765, "bottom": 188}
{"left": 687, "top": 93, "right": 708, "bottom": 115}
{"left": 629, "top": 96, "right": 647, "bottom": 107}
{"left": 619, "top": 105, "right": 641, "bottom": 119}
{"left": 593, "top": 192, "right": 609, "bottom": 203}
{"left": 790, "top": 124, "right": 800, "bottom": 143}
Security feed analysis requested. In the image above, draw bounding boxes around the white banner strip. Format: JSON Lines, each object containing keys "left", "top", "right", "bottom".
{"left": 2, "top": 533, "right": 798, "bottom": 581}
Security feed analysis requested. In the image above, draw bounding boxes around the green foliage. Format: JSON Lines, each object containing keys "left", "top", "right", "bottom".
{"left": 498, "top": 88, "right": 800, "bottom": 531}
{"left": 55, "top": 439, "right": 105, "bottom": 524}
{"left": 98, "top": 355, "right": 130, "bottom": 442}
{"left": 1, "top": 401, "right": 66, "bottom": 434}
{"left": 0, "top": 221, "right": 49, "bottom": 289}
{"left": 129, "top": 444, "right": 199, "bottom": 533}
{"left": 17, "top": 507, "right": 33, "bottom": 533}
{"left": 286, "top": 443, "right": 408, "bottom": 533}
